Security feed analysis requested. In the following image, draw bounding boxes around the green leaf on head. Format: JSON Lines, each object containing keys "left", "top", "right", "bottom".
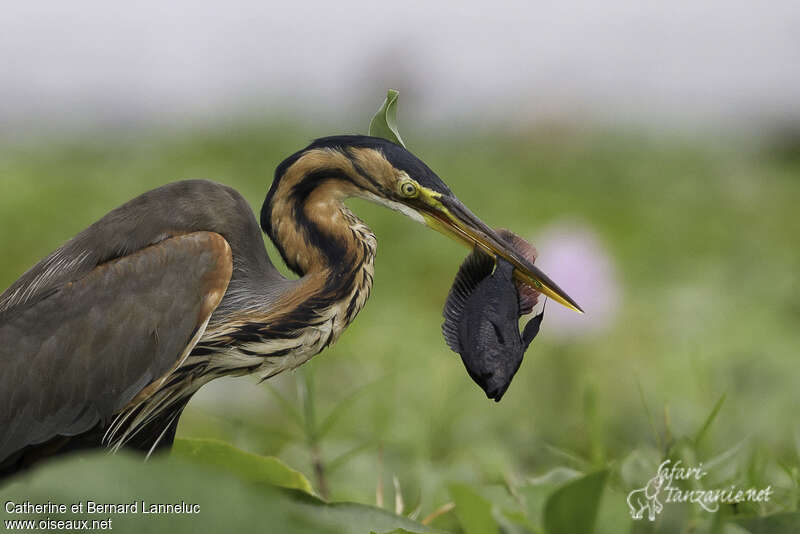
{"left": 369, "top": 89, "right": 406, "bottom": 147}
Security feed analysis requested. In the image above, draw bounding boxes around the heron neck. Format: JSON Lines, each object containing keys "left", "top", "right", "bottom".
{"left": 264, "top": 178, "right": 378, "bottom": 333}
{"left": 266, "top": 179, "right": 374, "bottom": 277}
{"left": 194, "top": 192, "right": 376, "bottom": 376}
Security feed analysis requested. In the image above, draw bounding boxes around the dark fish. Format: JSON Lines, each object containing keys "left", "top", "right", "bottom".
{"left": 442, "top": 231, "right": 544, "bottom": 402}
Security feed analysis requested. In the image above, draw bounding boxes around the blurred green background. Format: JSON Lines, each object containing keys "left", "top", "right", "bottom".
{"left": 2, "top": 120, "right": 799, "bottom": 533}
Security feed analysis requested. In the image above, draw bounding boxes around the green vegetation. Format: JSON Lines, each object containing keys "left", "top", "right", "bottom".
{"left": 1, "top": 121, "right": 798, "bottom": 533}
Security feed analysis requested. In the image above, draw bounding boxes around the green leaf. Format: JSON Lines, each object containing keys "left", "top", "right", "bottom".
{"left": 369, "top": 89, "right": 406, "bottom": 147}
{"left": 449, "top": 483, "right": 500, "bottom": 534}
{"left": 702, "top": 437, "right": 750, "bottom": 485}
{"left": 542, "top": 443, "right": 592, "bottom": 472}
{"left": 521, "top": 467, "right": 582, "bottom": 529}
{"left": 528, "top": 466, "right": 583, "bottom": 486}
{"left": 721, "top": 523, "right": 753, "bottom": 534}
{"left": 172, "top": 437, "right": 314, "bottom": 494}
{"left": 636, "top": 376, "right": 662, "bottom": 450}
{"left": 290, "top": 495, "right": 442, "bottom": 534}
{"left": 264, "top": 382, "right": 304, "bottom": 430}
{"left": 731, "top": 512, "right": 800, "bottom": 533}
{"left": 619, "top": 448, "right": 662, "bottom": 489}
{"left": 317, "top": 379, "right": 377, "bottom": 441}
{"left": 543, "top": 469, "right": 608, "bottom": 534}
{"left": 327, "top": 441, "right": 375, "bottom": 474}
{"left": 1, "top": 450, "right": 338, "bottom": 534}
{"left": 695, "top": 393, "right": 727, "bottom": 448}
{"left": 1, "top": 448, "right": 443, "bottom": 534}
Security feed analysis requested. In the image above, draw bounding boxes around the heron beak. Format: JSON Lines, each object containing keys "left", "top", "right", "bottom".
{"left": 417, "top": 190, "right": 584, "bottom": 314}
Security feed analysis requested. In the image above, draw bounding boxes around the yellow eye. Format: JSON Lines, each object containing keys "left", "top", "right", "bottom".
{"left": 400, "top": 180, "right": 418, "bottom": 198}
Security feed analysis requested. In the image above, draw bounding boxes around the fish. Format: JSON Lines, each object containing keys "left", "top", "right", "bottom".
{"left": 442, "top": 230, "right": 544, "bottom": 402}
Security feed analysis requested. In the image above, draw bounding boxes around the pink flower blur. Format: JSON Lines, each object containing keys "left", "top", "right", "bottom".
{"left": 531, "top": 221, "right": 621, "bottom": 338}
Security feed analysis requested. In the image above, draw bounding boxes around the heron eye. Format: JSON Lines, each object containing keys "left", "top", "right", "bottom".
{"left": 400, "top": 181, "right": 418, "bottom": 198}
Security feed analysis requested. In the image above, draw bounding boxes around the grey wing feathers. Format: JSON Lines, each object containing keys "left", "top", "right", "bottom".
{"left": 0, "top": 180, "right": 281, "bottom": 319}
{"left": 0, "top": 232, "right": 232, "bottom": 463}
{"left": 441, "top": 248, "right": 495, "bottom": 354}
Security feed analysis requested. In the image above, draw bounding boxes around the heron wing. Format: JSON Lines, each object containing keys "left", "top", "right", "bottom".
{"left": 0, "top": 180, "right": 285, "bottom": 320}
{"left": 0, "top": 231, "right": 232, "bottom": 464}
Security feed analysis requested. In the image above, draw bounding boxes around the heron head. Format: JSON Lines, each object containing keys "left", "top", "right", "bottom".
{"left": 265, "top": 135, "right": 582, "bottom": 313}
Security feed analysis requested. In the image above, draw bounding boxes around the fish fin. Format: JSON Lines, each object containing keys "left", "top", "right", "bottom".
{"left": 496, "top": 229, "right": 538, "bottom": 263}
{"left": 497, "top": 229, "right": 540, "bottom": 314}
{"left": 521, "top": 302, "right": 546, "bottom": 351}
{"left": 442, "top": 248, "right": 495, "bottom": 354}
